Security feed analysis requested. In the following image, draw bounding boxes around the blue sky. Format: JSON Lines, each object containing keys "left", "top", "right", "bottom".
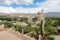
{"left": 0, "top": 0, "right": 60, "bottom": 13}
{"left": 0, "top": 0, "right": 46, "bottom": 8}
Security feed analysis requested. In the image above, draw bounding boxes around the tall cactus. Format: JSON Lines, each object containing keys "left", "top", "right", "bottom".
{"left": 28, "top": 12, "right": 32, "bottom": 27}
{"left": 39, "top": 9, "right": 45, "bottom": 40}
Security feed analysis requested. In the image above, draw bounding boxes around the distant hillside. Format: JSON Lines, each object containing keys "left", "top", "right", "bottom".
{"left": 44, "top": 12, "right": 60, "bottom": 17}
{"left": 0, "top": 12, "right": 60, "bottom": 17}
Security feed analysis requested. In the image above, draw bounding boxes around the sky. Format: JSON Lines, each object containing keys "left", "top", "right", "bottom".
{"left": 0, "top": 0, "right": 60, "bottom": 13}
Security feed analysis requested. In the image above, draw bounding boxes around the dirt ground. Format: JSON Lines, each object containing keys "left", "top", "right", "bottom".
{"left": 0, "top": 31, "right": 21, "bottom": 40}
{"left": 53, "top": 35, "right": 60, "bottom": 40}
{"left": 0, "top": 30, "right": 35, "bottom": 40}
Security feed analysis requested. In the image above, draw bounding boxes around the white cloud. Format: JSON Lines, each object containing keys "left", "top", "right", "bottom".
{"left": 0, "top": 0, "right": 6, "bottom": 3}
{"left": 36, "top": 0, "right": 60, "bottom": 13}
{"left": 0, "top": 0, "right": 41, "bottom": 13}
{"left": 0, "top": 6, "right": 16, "bottom": 13}
{"left": 16, "top": 0, "right": 60, "bottom": 13}
{"left": 13, "top": 0, "right": 33, "bottom": 4}
{"left": 4, "top": 0, "right": 13, "bottom": 5}
{"left": 16, "top": 7, "right": 42, "bottom": 13}
{"left": 0, "top": 0, "right": 60, "bottom": 13}
{"left": 0, "top": 0, "right": 33, "bottom": 5}
{"left": 0, "top": 6, "right": 42, "bottom": 13}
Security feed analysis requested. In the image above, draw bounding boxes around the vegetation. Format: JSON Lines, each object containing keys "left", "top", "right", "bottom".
{"left": 48, "top": 37, "right": 54, "bottom": 40}
{"left": 4, "top": 22, "right": 14, "bottom": 28}
{"left": 1, "top": 16, "right": 60, "bottom": 40}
